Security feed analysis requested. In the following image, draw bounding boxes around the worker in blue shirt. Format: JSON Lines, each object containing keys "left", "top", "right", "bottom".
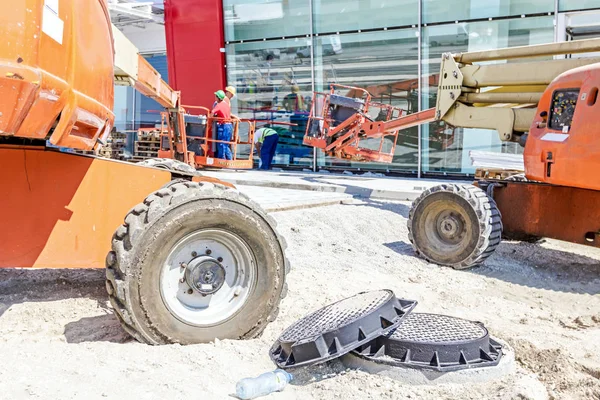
{"left": 254, "top": 127, "right": 279, "bottom": 170}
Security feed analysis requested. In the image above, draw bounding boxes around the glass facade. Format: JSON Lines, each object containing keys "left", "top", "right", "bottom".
{"left": 421, "top": 16, "right": 554, "bottom": 174}
{"left": 423, "top": 0, "right": 553, "bottom": 23}
{"left": 314, "top": 29, "right": 419, "bottom": 171}
{"left": 560, "top": 0, "right": 600, "bottom": 12}
{"left": 219, "top": 1, "right": 600, "bottom": 175}
{"left": 226, "top": 38, "right": 315, "bottom": 167}
{"left": 223, "top": 0, "right": 311, "bottom": 41}
{"left": 313, "top": 0, "right": 418, "bottom": 33}
{"left": 175, "top": 0, "right": 600, "bottom": 176}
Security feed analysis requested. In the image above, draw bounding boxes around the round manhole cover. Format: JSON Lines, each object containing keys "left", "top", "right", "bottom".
{"left": 271, "top": 290, "right": 417, "bottom": 369}
{"left": 390, "top": 313, "right": 487, "bottom": 343}
{"left": 353, "top": 313, "right": 502, "bottom": 372}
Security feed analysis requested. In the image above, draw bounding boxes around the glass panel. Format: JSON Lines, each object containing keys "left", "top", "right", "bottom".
{"left": 112, "top": 85, "right": 136, "bottom": 158}
{"left": 313, "top": 0, "right": 418, "bottom": 34}
{"left": 421, "top": 17, "right": 554, "bottom": 174}
{"left": 113, "top": 86, "right": 134, "bottom": 132}
{"left": 314, "top": 29, "right": 419, "bottom": 172}
{"left": 560, "top": 0, "right": 600, "bottom": 11}
{"left": 226, "top": 38, "right": 314, "bottom": 167}
{"left": 423, "top": 0, "right": 553, "bottom": 24}
{"left": 135, "top": 54, "right": 169, "bottom": 128}
{"left": 224, "top": 0, "right": 310, "bottom": 42}
{"left": 566, "top": 12, "right": 600, "bottom": 57}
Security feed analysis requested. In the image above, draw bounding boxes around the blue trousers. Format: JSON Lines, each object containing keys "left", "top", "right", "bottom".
{"left": 259, "top": 134, "right": 279, "bottom": 170}
{"left": 216, "top": 123, "right": 233, "bottom": 160}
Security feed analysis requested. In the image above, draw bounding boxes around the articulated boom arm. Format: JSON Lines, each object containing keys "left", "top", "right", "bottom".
{"left": 112, "top": 25, "right": 179, "bottom": 109}
{"left": 434, "top": 37, "right": 600, "bottom": 142}
{"left": 372, "top": 38, "right": 600, "bottom": 142}
{"left": 112, "top": 25, "right": 189, "bottom": 162}
{"left": 304, "top": 38, "right": 600, "bottom": 162}
{"left": 303, "top": 86, "right": 414, "bottom": 162}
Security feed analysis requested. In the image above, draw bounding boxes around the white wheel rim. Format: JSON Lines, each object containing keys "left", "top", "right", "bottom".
{"left": 160, "top": 229, "right": 256, "bottom": 326}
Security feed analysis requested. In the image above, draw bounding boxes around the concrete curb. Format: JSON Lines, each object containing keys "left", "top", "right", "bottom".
{"left": 263, "top": 198, "right": 356, "bottom": 213}
{"left": 368, "top": 189, "right": 422, "bottom": 201}
{"left": 213, "top": 178, "right": 346, "bottom": 193}
{"left": 203, "top": 171, "right": 472, "bottom": 203}
{"left": 213, "top": 177, "right": 423, "bottom": 202}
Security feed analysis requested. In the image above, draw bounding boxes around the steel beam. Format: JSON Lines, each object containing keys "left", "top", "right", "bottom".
{"left": 108, "top": 2, "right": 164, "bottom": 24}
{"left": 454, "top": 37, "right": 600, "bottom": 63}
{"left": 459, "top": 92, "right": 543, "bottom": 104}
{"left": 443, "top": 103, "right": 535, "bottom": 141}
{"left": 460, "top": 57, "right": 600, "bottom": 87}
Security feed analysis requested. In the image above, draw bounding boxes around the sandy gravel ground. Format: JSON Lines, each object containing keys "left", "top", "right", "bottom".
{"left": 1, "top": 200, "right": 599, "bottom": 400}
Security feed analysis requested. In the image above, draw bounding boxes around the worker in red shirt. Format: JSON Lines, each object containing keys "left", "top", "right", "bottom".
{"left": 212, "top": 90, "right": 233, "bottom": 160}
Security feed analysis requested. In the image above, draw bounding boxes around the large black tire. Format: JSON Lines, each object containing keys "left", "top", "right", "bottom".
{"left": 137, "top": 158, "right": 197, "bottom": 175}
{"left": 408, "top": 184, "right": 502, "bottom": 269}
{"left": 105, "top": 181, "right": 289, "bottom": 344}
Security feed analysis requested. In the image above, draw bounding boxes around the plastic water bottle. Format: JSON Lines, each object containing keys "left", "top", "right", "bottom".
{"left": 235, "top": 369, "right": 292, "bottom": 400}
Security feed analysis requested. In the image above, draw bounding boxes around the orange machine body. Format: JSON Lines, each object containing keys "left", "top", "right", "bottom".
{"left": 0, "top": 146, "right": 171, "bottom": 268}
{"left": 0, "top": 0, "right": 115, "bottom": 150}
{"left": 479, "top": 180, "right": 600, "bottom": 247}
{"left": 0, "top": 146, "right": 234, "bottom": 269}
{"left": 0, "top": 1, "right": 239, "bottom": 270}
{"left": 524, "top": 63, "right": 600, "bottom": 190}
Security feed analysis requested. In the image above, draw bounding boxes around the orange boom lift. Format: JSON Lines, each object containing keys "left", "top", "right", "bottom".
{"left": 304, "top": 39, "right": 600, "bottom": 269}
{"left": 0, "top": 0, "right": 287, "bottom": 344}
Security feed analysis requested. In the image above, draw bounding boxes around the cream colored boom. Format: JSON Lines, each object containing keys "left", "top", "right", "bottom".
{"left": 112, "top": 24, "right": 179, "bottom": 109}
{"left": 434, "top": 37, "right": 600, "bottom": 141}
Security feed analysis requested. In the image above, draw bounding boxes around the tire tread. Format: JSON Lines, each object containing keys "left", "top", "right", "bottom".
{"left": 407, "top": 183, "right": 503, "bottom": 270}
{"left": 106, "top": 182, "right": 289, "bottom": 344}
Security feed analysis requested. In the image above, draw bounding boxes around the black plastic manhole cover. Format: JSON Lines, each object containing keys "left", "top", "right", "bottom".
{"left": 270, "top": 290, "right": 417, "bottom": 369}
{"left": 352, "top": 313, "right": 503, "bottom": 372}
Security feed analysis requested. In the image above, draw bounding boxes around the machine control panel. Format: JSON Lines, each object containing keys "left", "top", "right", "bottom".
{"left": 549, "top": 89, "right": 579, "bottom": 132}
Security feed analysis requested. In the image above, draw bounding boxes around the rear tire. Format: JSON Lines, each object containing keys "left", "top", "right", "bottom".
{"left": 105, "top": 181, "right": 289, "bottom": 344}
{"left": 137, "top": 158, "right": 197, "bottom": 175}
{"left": 408, "top": 184, "right": 502, "bottom": 269}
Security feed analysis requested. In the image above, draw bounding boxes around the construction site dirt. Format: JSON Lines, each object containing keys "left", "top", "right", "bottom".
{"left": 1, "top": 200, "right": 599, "bottom": 400}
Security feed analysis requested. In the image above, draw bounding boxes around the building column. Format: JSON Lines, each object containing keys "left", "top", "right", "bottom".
{"left": 164, "top": 0, "right": 226, "bottom": 109}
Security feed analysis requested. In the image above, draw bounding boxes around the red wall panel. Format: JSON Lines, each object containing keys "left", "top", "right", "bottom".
{"left": 164, "top": 0, "right": 226, "bottom": 110}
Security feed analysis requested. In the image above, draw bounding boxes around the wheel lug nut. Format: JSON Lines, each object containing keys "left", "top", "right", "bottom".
{"left": 191, "top": 251, "right": 197, "bottom": 257}
{"left": 187, "top": 289, "right": 193, "bottom": 294}
{"left": 206, "top": 249, "right": 212, "bottom": 255}
{"left": 217, "top": 257, "right": 223, "bottom": 262}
